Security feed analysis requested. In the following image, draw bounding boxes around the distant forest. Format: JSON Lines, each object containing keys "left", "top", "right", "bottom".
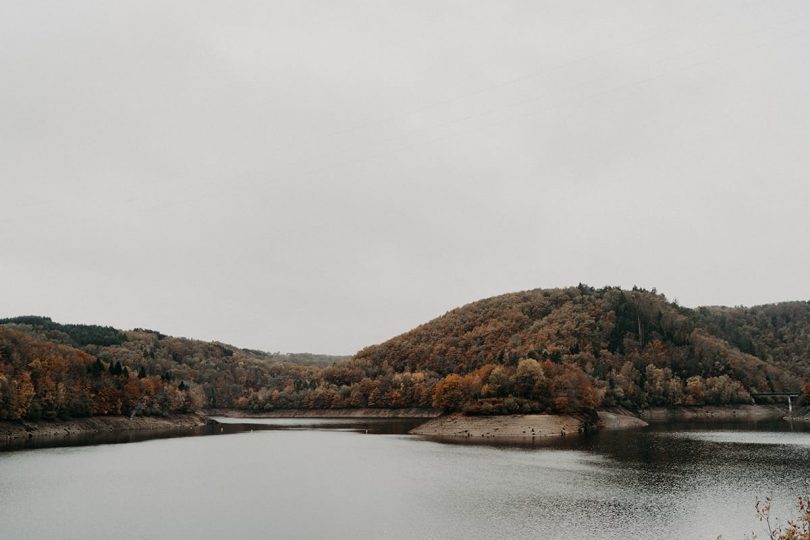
{"left": 1, "top": 286, "right": 809, "bottom": 421}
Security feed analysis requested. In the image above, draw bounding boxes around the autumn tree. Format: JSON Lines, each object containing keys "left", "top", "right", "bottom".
{"left": 433, "top": 374, "right": 469, "bottom": 411}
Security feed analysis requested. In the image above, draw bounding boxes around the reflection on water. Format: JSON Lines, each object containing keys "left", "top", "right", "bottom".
{"left": 0, "top": 417, "right": 426, "bottom": 452}
{"left": 1, "top": 418, "right": 809, "bottom": 540}
{"left": 667, "top": 429, "right": 810, "bottom": 447}
{"left": 207, "top": 416, "right": 426, "bottom": 434}
{"left": 0, "top": 422, "right": 240, "bottom": 453}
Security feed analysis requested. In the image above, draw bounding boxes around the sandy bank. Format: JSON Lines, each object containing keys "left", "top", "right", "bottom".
{"left": 0, "top": 414, "right": 206, "bottom": 442}
{"left": 596, "top": 408, "right": 649, "bottom": 430}
{"left": 639, "top": 405, "right": 787, "bottom": 423}
{"left": 410, "top": 409, "right": 647, "bottom": 439}
{"left": 410, "top": 413, "right": 583, "bottom": 439}
{"left": 411, "top": 408, "right": 647, "bottom": 439}
{"left": 204, "top": 408, "right": 441, "bottom": 419}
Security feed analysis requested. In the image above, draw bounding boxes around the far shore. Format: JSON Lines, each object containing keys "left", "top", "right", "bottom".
{"left": 411, "top": 404, "right": 798, "bottom": 440}
{"left": 204, "top": 407, "right": 442, "bottom": 419}
{"left": 0, "top": 414, "right": 206, "bottom": 443}
{"left": 1, "top": 403, "right": 799, "bottom": 448}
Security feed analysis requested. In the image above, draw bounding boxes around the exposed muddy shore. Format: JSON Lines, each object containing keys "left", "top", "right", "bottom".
{"left": 0, "top": 414, "right": 206, "bottom": 443}
{"left": 409, "top": 404, "right": 803, "bottom": 440}
{"left": 1, "top": 404, "right": 798, "bottom": 449}
{"left": 410, "top": 409, "right": 647, "bottom": 440}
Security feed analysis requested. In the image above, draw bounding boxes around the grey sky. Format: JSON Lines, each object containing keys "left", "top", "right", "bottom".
{"left": 2, "top": 1, "right": 809, "bottom": 354}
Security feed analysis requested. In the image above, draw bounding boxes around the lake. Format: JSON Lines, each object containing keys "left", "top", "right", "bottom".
{"left": 1, "top": 418, "right": 809, "bottom": 539}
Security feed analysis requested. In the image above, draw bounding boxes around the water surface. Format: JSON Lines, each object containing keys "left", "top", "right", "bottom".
{"left": 1, "top": 419, "right": 808, "bottom": 539}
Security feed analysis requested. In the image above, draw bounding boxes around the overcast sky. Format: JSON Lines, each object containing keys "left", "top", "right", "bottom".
{"left": 2, "top": 1, "right": 809, "bottom": 354}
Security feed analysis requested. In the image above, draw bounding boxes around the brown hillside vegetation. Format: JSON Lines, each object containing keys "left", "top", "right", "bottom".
{"left": 351, "top": 285, "right": 803, "bottom": 413}
{"left": 1, "top": 285, "right": 808, "bottom": 421}
{"left": 0, "top": 319, "right": 344, "bottom": 420}
{"left": 695, "top": 301, "right": 810, "bottom": 378}
{"left": 0, "top": 327, "right": 195, "bottom": 420}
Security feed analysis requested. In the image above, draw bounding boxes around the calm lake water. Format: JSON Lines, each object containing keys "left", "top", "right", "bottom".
{"left": 1, "top": 418, "right": 809, "bottom": 540}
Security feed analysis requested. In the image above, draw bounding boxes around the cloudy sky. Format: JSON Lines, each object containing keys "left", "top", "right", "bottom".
{"left": 2, "top": 1, "right": 809, "bottom": 354}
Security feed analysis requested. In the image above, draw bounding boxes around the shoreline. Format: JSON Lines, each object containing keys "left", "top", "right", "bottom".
{"left": 0, "top": 414, "right": 206, "bottom": 443}
{"left": 410, "top": 404, "right": 796, "bottom": 440}
{"left": 410, "top": 413, "right": 586, "bottom": 440}
{"left": 410, "top": 408, "right": 648, "bottom": 440}
{"left": 1, "top": 404, "right": 797, "bottom": 448}
{"left": 204, "top": 407, "right": 441, "bottom": 419}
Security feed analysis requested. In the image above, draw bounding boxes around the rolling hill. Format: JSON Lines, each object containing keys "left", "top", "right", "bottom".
{"left": 1, "top": 286, "right": 808, "bottom": 421}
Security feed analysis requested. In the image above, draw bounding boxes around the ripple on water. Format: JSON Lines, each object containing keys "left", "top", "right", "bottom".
{"left": 664, "top": 430, "right": 810, "bottom": 447}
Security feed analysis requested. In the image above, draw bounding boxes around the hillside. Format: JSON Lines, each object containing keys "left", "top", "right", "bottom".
{"left": 0, "top": 316, "right": 347, "bottom": 421}
{"left": 1, "top": 286, "right": 809, "bottom": 422}
{"left": 349, "top": 285, "right": 808, "bottom": 413}
{"left": 694, "top": 302, "right": 810, "bottom": 377}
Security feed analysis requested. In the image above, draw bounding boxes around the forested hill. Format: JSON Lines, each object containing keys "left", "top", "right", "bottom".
{"left": 0, "top": 316, "right": 347, "bottom": 421}
{"left": 350, "top": 286, "right": 810, "bottom": 413}
{"left": 1, "top": 286, "right": 809, "bottom": 422}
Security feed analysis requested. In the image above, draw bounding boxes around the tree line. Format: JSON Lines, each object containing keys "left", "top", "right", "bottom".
{"left": 1, "top": 286, "right": 808, "bottom": 421}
